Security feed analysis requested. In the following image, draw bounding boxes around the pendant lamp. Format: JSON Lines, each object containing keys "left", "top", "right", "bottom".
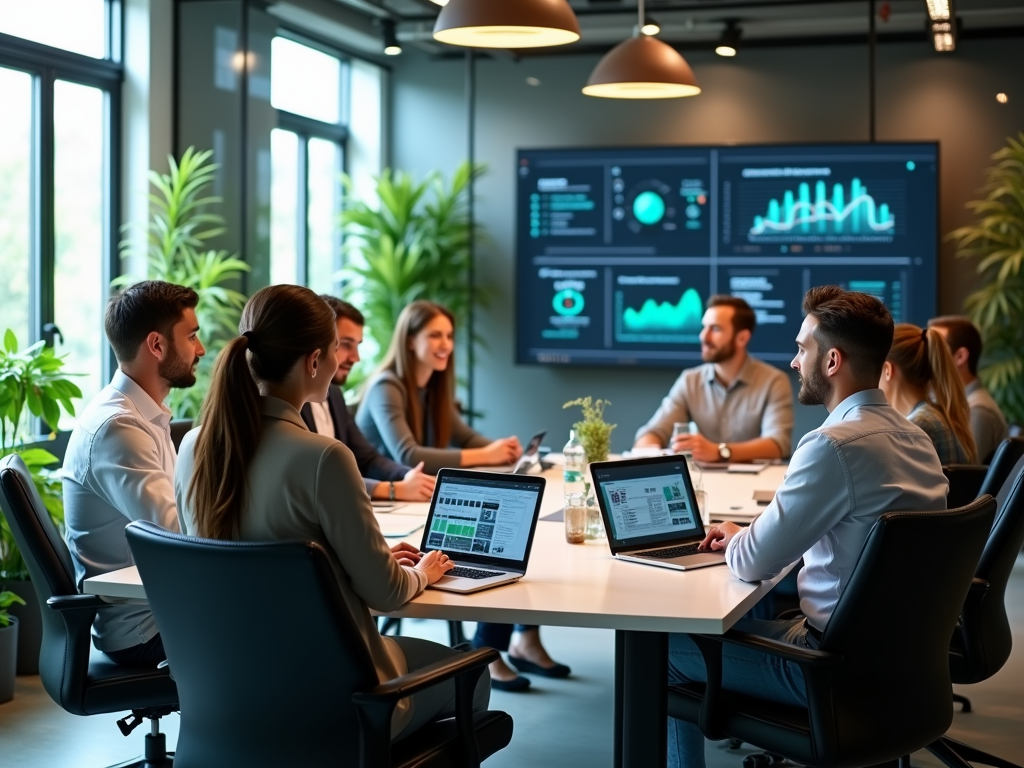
{"left": 433, "top": 0, "right": 581, "bottom": 49}
{"left": 583, "top": 0, "right": 700, "bottom": 99}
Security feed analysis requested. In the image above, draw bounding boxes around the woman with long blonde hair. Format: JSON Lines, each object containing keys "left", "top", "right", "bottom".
{"left": 880, "top": 322, "right": 977, "bottom": 464}
{"left": 174, "top": 285, "right": 489, "bottom": 739}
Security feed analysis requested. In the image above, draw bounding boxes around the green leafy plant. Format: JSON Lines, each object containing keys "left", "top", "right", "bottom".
{"left": 0, "top": 329, "right": 80, "bottom": 580}
{"left": 115, "top": 147, "right": 250, "bottom": 418}
{"left": 563, "top": 397, "right": 616, "bottom": 464}
{"left": 339, "top": 161, "right": 489, "bottom": 388}
{"left": 948, "top": 132, "right": 1024, "bottom": 425}
{"left": 0, "top": 590, "right": 26, "bottom": 628}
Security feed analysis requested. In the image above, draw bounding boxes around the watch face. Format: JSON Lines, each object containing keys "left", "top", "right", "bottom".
{"left": 719, "top": 444, "right": 732, "bottom": 460}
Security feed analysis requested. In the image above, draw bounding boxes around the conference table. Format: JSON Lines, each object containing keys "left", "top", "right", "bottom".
{"left": 85, "top": 459, "right": 790, "bottom": 768}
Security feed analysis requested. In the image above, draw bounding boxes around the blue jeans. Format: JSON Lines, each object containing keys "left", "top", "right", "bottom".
{"left": 667, "top": 617, "right": 815, "bottom": 768}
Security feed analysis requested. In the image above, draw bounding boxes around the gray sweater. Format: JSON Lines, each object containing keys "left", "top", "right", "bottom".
{"left": 355, "top": 370, "right": 489, "bottom": 475}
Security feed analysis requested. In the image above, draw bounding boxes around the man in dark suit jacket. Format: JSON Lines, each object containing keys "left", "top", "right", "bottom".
{"left": 300, "top": 297, "right": 435, "bottom": 502}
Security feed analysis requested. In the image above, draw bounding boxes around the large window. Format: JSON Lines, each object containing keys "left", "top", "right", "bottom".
{"left": 269, "top": 34, "right": 382, "bottom": 297}
{"left": 0, "top": 0, "right": 121, "bottom": 431}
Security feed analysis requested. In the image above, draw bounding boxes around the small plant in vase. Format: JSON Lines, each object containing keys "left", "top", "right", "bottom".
{"left": 563, "top": 398, "right": 616, "bottom": 538}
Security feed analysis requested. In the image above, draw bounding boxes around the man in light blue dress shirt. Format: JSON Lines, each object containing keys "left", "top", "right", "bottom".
{"left": 667, "top": 287, "right": 948, "bottom": 768}
{"left": 63, "top": 281, "right": 204, "bottom": 666}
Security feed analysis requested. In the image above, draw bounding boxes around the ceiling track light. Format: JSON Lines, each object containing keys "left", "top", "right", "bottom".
{"left": 930, "top": 18, "right": 956, "bottom": 51}
{"left": 583, "top": 0, "right": 700, "bottom": 99}
{"left": 432, "top": 0, "right": 581, "bottom": 49}
{"left": 381, "top": 18, "right": 402, "bottom": 56}
{"left": 716, "top": 20, "right": 741, "bottom": 57}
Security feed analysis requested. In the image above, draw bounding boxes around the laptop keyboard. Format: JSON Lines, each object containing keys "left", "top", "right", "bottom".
{"left": 637, "top": 543, "right": 705, "bottom": 559}
{"left": 449, "top": 566, "right": 506, "bottom": 579}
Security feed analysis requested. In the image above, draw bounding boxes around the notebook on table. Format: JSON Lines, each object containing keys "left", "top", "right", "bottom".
{"left": 420, "top": 469, "right": 546, "bottom": 593}
{"left": 591, "top": 454, "right": 726, "bottom": 571}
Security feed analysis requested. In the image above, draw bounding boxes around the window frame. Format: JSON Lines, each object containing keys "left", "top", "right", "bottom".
{"left": 270, "top": 28, "right": 351, "bottom": 290}
{"left": 0, "top": 7, "right": 123, "bottom": 427}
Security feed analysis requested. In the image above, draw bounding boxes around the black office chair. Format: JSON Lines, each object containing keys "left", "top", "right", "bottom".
{"left": 0, "top": 454, "right": 178, "bottom": 767}
{"left": 933, "top": 462, "right": 1024, "bottom": 768}
{"left": 944, "top": 465, "right": 989, "bottom": 511}
{"left": 668, "top": 496, "right": 997, "bottom": 768}
{"left": 977, "top": 437, "right": 1024, "bottom": 499}
{"left": 169, "top": 419, "right": 193, "bottom": 453}
{"left": 125, "top": 520, "right": 513, "bottom": 768}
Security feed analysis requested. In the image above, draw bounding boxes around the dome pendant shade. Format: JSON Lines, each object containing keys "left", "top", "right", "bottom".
{"left": 584, "top": 36, "right": 700, "bottom": 99}
{"left": 433, "top": 0, "right": 581, "bottom": 49}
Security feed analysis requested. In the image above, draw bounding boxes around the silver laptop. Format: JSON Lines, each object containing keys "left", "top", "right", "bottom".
{"left": 591, "top": 455, "right": 726, "bottom": 571}
{"left": 420, "top": 469, "right": 546, "bottom": 593}
{"left": 487, "top": 431, "right": 547, "bottom": 474}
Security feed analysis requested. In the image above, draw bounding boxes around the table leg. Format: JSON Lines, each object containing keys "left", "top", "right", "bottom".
{"left": 614, "top": 630, "right": 624, "bottom": 768}
{"left": 616, "top": 630, "right": 668, "bottom": 768}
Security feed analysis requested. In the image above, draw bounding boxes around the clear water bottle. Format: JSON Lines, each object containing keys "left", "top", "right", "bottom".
{"left": 563, "top": 429, "right": 586, "bottom": 497}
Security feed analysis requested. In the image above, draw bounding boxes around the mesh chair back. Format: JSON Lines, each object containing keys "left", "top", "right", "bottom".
{"left": 0, "top": 454, "right": 90, "bottom": 707}
{"left": 126, "top": 520, "right": 380, "bottom": 768}
{"left": 814, "top": 497, "right": 996, "bottom": 765}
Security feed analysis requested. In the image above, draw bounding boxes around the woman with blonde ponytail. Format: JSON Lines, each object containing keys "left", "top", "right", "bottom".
{"left": 880, "top": 323, "right": 977, "bottom": 464}
{"left": 173, "top": 284, "right": 488, "bottom": 740}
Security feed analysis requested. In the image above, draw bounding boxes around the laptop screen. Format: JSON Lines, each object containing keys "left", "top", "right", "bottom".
{"left": 591, "top": 456, "right": 704, "bottom": 551}
{"left": 421, "top": 470, "right": 544, "bottom": 570}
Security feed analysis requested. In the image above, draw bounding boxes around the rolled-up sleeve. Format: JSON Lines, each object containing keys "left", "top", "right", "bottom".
{"left": 726, "top": 433, "right": 851, "bottom": 582}
{"left": 634, "top": 373, "right": 690, "bottom": 446}
{"left": 760, "top": 372, "right": 795, "bottom": 457}
{"left": 315, "top": 443, "right": 427, "bottom": 612}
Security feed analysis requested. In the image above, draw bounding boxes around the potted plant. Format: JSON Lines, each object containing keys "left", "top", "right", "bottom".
{"left": 563, "top": 397, "right": 616, "bottom": 538}
{"left": 339, "top": 161, "right": 489, "bottom": 398}
{"left": 0, "top": 590, "right": 25, "bottom": 703}
{"left": 948, "top": 131, "right": 1024, "bottom": 426}
{"left": 115, "top": 146, "right": 250, "bottom": 418}
{"left": 0, "top": 328, "right": 81, "bottom": 675}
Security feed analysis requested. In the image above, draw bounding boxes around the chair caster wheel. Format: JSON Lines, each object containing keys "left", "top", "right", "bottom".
{"left": 744, "top": 755, "right": 771, "bottom": 768}
{"left": 728, "top": 739, "right": 744, "bottom": 750}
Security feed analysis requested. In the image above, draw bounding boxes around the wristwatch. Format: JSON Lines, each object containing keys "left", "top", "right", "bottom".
{"left": 388, "top": 481, "right": 396, "bottom": 501}
{"left": 717, "top": 443, "right": 732, "bottom": 462}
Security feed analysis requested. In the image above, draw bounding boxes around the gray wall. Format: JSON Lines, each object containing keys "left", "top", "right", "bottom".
{"left": 390, "top": 38, "right": 1024, "bottom": 452}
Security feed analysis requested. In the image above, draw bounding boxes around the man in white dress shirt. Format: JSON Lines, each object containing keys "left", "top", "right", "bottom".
{"left": 63, "top": 281, "right": 204, "bottom": 666}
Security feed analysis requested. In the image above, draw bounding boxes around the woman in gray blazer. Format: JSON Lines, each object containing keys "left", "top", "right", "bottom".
{"left": 174, "top": 285, "right": 486, "bottom": 740}
{"left": 356, "top": 301, "right": 570, "bottom": 692}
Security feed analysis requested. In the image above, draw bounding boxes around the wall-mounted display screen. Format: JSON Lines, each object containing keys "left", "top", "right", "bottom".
{"left": 516, "top": 143, "right": 938, "bottom": 368}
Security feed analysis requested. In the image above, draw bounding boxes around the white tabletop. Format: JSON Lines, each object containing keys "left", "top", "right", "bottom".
{"left": 84, "top": 461, "right": 790, "bottom": 633}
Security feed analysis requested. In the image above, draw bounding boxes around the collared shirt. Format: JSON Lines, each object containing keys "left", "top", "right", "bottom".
{"left": 725, "top": 389, "right": 947, "bottom": 632}
{"left": 309, "top": 398, "right": 335, "bottom": 439}
{"left": 634, "top": 355, "right": 794, "bottom": 456}
{"left": 62, "top": 370, "right": 179, "bottom": 652}
{"left": 966, "top": 380, "right": 1008, "bottom": 462}
{"left": 908, "top": 400, "right": 970, "bottom": 464}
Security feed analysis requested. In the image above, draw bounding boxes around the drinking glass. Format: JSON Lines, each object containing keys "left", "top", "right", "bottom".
{"left": 564, "top": 492, "right": 587, "bottom": 544}
{"left": 695, "top": 489, "right": 709, "bottom": 528}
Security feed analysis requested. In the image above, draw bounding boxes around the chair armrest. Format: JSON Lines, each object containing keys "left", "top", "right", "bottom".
{"left": 698, "top": 630, "right": 844, "bottom": 668}
{"left": 686, "top": 630, "right": 843, "bottom": 741}
{"left": 353, "top": 647, "right": 498, "bottom": 705}
{"left": 352, "top": 647, "right": 498, "bottom": 768}
{"left": 47, "top": 594, "right": 108, "bottom": 612}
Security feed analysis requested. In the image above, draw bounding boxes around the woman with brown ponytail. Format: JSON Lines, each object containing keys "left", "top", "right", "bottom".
{"left": 172, "top": 284, "right": 489, "bottom": 739}
{"left": 879, "top": 322, "right": 978, "bottom": 464}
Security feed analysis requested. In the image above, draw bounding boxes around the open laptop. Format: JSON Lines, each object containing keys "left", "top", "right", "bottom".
{"left": 486, "top": 431, "right": 547, "bottom": 474}
{"left": 591, "top": 454, "right": 726, "bottom": 571}
{"left": 420, "top": 469, "right": 546, "bottom": 593}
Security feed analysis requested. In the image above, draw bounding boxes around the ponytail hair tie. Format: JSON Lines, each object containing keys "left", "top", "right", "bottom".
{"left": 242, "top": 330, "right": 259, "bottom": 351}
{"left": 921, "top": 327, "right": 929, "bottom": 342}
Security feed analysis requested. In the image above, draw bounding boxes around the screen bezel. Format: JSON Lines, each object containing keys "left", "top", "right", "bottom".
{"left": 590, "top": 454, "right": 705, "bottom": 553}
{"left": 515, "top": 140, "right": 940, "bottom": 370}
{"left": 420, "top": 468, "right": 546, "bottom": 572}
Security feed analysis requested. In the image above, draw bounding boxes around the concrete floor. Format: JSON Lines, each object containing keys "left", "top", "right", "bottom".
{"left": 3, "top": 561, "right": 1024, "bottom": 767}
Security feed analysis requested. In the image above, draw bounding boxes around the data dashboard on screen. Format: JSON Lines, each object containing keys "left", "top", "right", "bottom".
{"left": 516, "top": 143, "right": 938, "bottom": 368}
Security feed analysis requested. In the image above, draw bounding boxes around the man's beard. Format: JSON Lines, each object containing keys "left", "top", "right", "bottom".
{"left": 798, "top": 352, "right": 832, "bottom": 406}
{"left": 160, "top": 346, "right": 198, "bottom": 389}
{"left": 702, "top": 337, "right": 736, "bottom": 364}
{"left": 332, "top": 366, "right": 350, "bottom": 386}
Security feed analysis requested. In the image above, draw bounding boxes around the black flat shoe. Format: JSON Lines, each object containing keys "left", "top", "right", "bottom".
{"left": 490, "top": 674, "right": 531, "bottom": 692}
{"left": 507, "top": 655, "right": 572, "bottom": 678}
